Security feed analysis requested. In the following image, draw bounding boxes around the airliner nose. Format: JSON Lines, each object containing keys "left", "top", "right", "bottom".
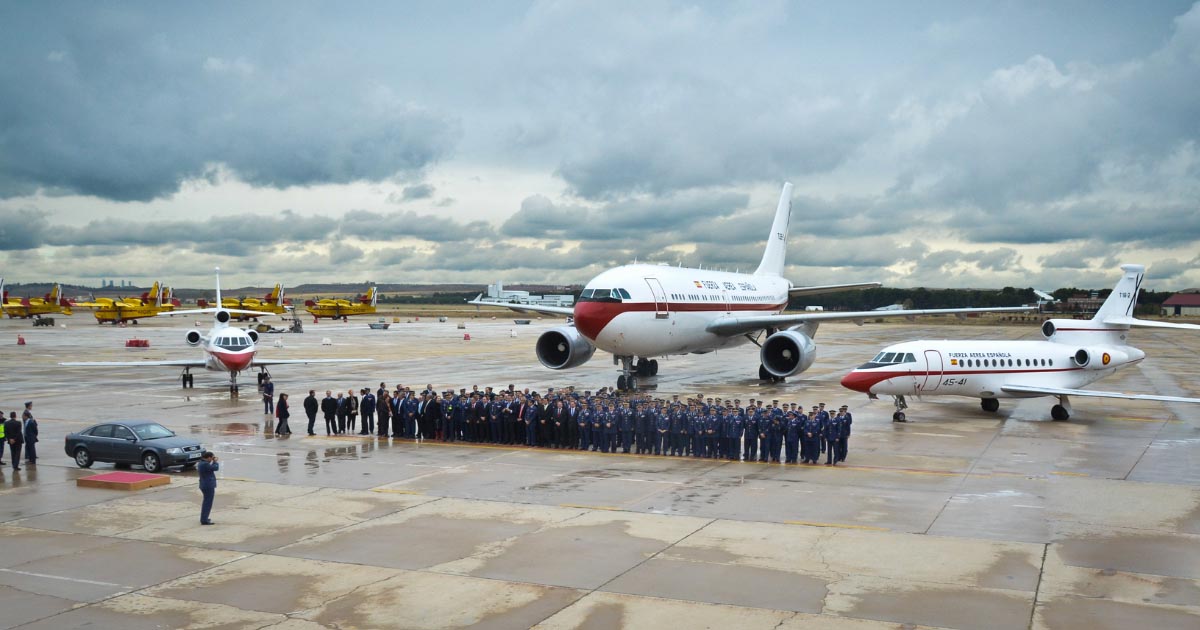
{"left": 572, "top": 302, "right": 609, "bottom": 341}
{"left": 840, "top": 370, "right": 875, "bottom": 393}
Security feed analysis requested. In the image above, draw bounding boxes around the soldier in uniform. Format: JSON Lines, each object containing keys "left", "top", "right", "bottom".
{"left": 798, "top": 408, "right": 819, "bottom": 464}
{"left": 744, "top": 403, "right": 760, "bottom": 462}
{"left": 603, "top": 404, "right": 619, "bottom": 453}
{"left": 825, "top": 409, "right": 846, "bottom": 465}
{"left": 784, "top": 410, "right": 801, "bottom": 463}
{"left": 838, "top": 405, "right": 852, "bottom": 462}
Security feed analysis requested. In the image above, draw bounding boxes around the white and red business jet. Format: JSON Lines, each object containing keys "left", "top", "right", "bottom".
{"left": 841, "top": 263, "right": 1200, "bottom": 422}
{"left": 471, "top": 183, "right": 1031, "bottom": 390}
{"left": 63, "top": 268, "right": 371, "bottom": 395}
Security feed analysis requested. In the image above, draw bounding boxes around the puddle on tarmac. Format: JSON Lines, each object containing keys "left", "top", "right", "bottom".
{"left": 576, "top": 602, "right": 627, "bottom": 630}
{"left": 1040, "top": 595, "right": 1200, "bottom": 630}
{"left": 288, "top": 515, "right": 539, "bottom": 570}
{"left": 975, "top": 549, "right": 1042, "bottom": 591}
{"left": 1057, "top": 534, "right": 1200, "bottom": 579}
{"left": 844, "top": 586, "right": 1031, "bottom": 630}
{"left": 472, "top": 520, "right": 665, "bottom": 589}
{"left": 153, "top": 572, "right": 312, "bottom": 615}
{"left": 608, "top": 556, "right": 828, "bottom": 613}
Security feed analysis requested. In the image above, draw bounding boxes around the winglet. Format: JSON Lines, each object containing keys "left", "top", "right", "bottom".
{"left": 753, "top": 182, "right": 793, "bottom": 277}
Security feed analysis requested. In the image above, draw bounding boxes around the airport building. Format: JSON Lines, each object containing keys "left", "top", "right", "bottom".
{"left": 1162, "top": 291, "right": 1200, "bottom": 316}
{"left": 477, "top": 281, "right": 575, "bottom": 308}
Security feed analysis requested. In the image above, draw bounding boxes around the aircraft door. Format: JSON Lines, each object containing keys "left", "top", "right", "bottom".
{"left": 922, "top": 350, "right": 943, "bottom": 392}
{"left": 644, "top": 278, "right": 669, "bottom": 319}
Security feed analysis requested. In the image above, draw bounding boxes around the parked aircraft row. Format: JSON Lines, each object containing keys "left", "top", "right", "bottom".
{"left": 62, "top": 270, "right": 371, "bottom": 394}
{"left": 21, "top": 182, "right": 1200, "bottom": 420}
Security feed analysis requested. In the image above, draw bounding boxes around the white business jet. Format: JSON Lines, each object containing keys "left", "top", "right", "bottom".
{"left": 62, "top": 268, "right": 371, "bottom": 395}
{"left": 841, "top": 263, "right": 1200, "bottom": 421}
{"left": 470, "top": 183, "right": 1031, "bottom": 390}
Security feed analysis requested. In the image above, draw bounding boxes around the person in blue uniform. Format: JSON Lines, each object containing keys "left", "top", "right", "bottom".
{"left": 743, "top": 404, "right": 759, "bottom": 462}
{"left": 197, "top": 451, "right": 219, "bottom": 525}
{"left": 703, "top": 409, "right": 720, "bottom": 458}
{"left": 784, "top": 410, "right": 802, "bottom": 464}
{"left": 603, "top": 404, "right": 619, "bottom": 453}
{"left": 653, "top": 407, "right": 669, "bottom": 455}
{"left": 728, "top": 406, "right": 745, "bottom": 461}
{"left": 837, "top": 405, "right": 852, "bottom": 462}
{"left": 769, "top": 410, "right": 784, "bottom": 463}
{"left": 800, "top": 409, "right": 821, "bottom": 464}
{"left": 525, "top": 397, "right": 541, "bottom": 447}
{"left": 669, "top": 404, "right": 685, "bottom": 456}
{"left": 825, "top": 410, "right": 846, "bottom": 466}
{"left": 816, "top": 403, "right": 830, "bottom": 454}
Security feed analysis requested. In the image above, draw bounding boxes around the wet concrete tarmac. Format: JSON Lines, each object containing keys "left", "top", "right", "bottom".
{"left": 1, "top": 315, "right": 1198, "bottom": 628}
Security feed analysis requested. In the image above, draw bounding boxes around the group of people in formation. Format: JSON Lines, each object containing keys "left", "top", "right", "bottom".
{"left": 283, "top": 384, "right": 853, "bottom": 466}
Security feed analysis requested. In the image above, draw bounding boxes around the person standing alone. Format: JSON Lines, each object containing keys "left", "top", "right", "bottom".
{"left": 22, "top": 402, "right": 38, "bottom": 465}
{"left": 198, "top": 451, "right": 219, "bottom": 525}
{"left": 3, "top": 412, "right": 23, "bottom": 471}
{"left": 275, "top": 393, "right": 291, "bottom": 435}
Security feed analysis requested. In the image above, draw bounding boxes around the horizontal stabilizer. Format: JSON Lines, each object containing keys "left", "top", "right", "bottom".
{"left": 1102, "top": 316, "right": 1200, "bottom": 331}
{"left": 788, "top": 282, "right": 882, "bottom": 297}
{"left": 467, "top": 295, "right": 575, "bottom": 317}
{"left": 1001, "top": 383, "right": 1200, "bottom": 404}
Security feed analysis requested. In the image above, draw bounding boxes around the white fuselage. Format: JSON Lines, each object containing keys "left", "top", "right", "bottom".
{"left": 199, "top": 323, "right": 257, "bottom": 373}
{"left": 572, "top": 264, "right": 791, "bottom": 357}
{"left": 840, "top": 338, "right": 1145, "bottom": 399}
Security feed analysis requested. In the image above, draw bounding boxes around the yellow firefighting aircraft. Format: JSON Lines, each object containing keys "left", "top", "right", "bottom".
{"left": 305, "top": 285, "right": 379, "bottom": 320}
{"left": 73, "top": 281, "right": 179, "bottom": 324}
{"left": 1, "top": 278, "right": 73, "bottom": 318}
{"left": 198, "top": 283, "right": 287, "bottom": 320}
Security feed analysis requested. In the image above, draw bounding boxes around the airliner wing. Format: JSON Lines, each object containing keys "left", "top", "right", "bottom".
{"left": 1000, "top": 383, "right": 1200, "bottom": 404}
{"left": 1101, "top": 316, "right": 1200, "bottom": 331}
{"left": 787, "top": 282, "right": 881, "bottom": 297}
{"left": 466, "top": 295, "right": 575, "bottom": 317}
{"left": 251, "top": 358, "right": 373, "bottom": 367}
{"left": 60, "top": 360, "right": 207, "bottom": 368}
{"left": 706, "top": 306, "right": 1035, "bottom": 337}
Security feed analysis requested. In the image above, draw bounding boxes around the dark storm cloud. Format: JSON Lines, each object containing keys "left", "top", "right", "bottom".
{"left": 48, "top": 210, "right": 334, "bottom": 248}
{"left": 0, "top": 208, "right": 49, "bottom": 250}
{"left": 339, "top": 210, "right": 490, "bottom": 242}
{"left": 500, "top": 190, "right": 748, "bottom": 240}
{"left": 0, "top": 4, "right": 458, "bottom": 202}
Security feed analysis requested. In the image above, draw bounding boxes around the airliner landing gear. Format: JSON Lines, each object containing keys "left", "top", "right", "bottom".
{"left": 634, "top": 358, "right": 658, "bottom": 377}
{"left": 180, "top": 370, "right": 194, "bottom": 389}
{"left": 256, "top": 367, "right": 272, "bottom": 388}
{"left": 891, "top": 395, "right": 908, "bottom": 422}
{"left": 981, "top": 398, "right": 1000, "bottom": 413}
{"left": 229, "top": 372, "right": 240, "bottom": 397}
{"left": 1051, "top": 395, "right": 1072, "bottom": 421}
{"left": 617, "top": 356, "right": 638, "bottom": 391}
{"left": 758, "top": 364, "right": 785, "bottom": 383}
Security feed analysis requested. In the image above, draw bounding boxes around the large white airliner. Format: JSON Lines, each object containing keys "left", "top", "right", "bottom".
{"left": 62, "top": 269, "right": 371, "bottom": 395}
{"left": 841, "top": 264, "right": 1200, "bottom": 421}
{"left": 470, "top": 183, "right": 1031, "bottom": 390}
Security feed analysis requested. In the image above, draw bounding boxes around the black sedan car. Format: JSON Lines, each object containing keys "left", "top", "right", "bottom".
{"left": 65, "top": 421, "right": 204, "bottom": 473}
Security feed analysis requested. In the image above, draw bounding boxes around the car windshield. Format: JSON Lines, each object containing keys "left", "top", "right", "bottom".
{"left": 132, "top": 423, "right": 175, "bottom": 439}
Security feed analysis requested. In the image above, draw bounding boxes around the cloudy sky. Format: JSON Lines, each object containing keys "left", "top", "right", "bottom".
{"left": 2, "top": 1, "right": 1199, "bottom": 290}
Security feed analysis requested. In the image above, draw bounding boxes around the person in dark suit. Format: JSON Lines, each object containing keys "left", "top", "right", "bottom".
{"left": 321, "top": 391, "right": 338, "bottom": 435}
{"left": 4, "top": 412, "right": 23, "bottom": 471}
{"left": 274, "top": 393, "right": 291, "bottom": 435}
{"left": 303, "top": 390, "right": 319, "bottom": 435}
{"left": 334, "top": 392, "right": 348, "bottom": 434}
{"left": 22, "top": 402, "right": 38, "bottom": 464}
{"left": 197, "top": 451, "right": 219, "bottom": 525}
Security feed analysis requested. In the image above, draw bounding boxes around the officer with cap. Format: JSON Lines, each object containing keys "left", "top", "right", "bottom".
{"left": 836, "top": 405, "right": 852, "bottom": 462}
{"left": 825, "top": 407, "right": 846, "bottom": 465}
{"left": 783, "top": 409, "right": 801, "bottom": 463}
{"left": 816, "top": 403, "right": 830, "bottom": 454}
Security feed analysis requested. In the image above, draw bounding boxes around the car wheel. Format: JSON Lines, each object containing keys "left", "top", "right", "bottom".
{"left": 142, "top": 452, "right": 162, "bottom": 473}
{"left": 74, "top": 447, "right": 94, "bottom": 468}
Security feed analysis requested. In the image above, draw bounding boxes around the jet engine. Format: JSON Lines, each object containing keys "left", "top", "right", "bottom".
{"left": 185, "top": 330, "right": 203, "bottom": 346}
{"left": 1072, "top": 347, "right": 1124, "bottom": 370}
{"left": 215, "top": 309, "right": 231, "bottom": 324}
{"left": 760, "top": 330, "right": 817, "bottom": 378}
{"left": 535, "top": 326, "right": 596, "bottom": 370}
{"left": 246, "top": 329, "right": 259, "bottom": 343}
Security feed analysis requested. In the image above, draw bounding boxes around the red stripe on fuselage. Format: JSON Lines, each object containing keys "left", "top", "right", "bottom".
{"left": 209, "top": 349, "right": 255, "bottom": 372}
{"left": 840, "top": 367, "right": 1087, "bottom": 393}
{"left": 573, "top": 301, "right": 786, "bottom": 341}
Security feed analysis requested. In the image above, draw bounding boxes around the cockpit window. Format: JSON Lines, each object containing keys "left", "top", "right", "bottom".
{"left": 579, "top": 288, "right": 622, "bottom": 303}
{"left": 857, "top": 351, "right": 915, "bottom": 370}
{"left": 216, "top": 335, "right": 247, "bottom": 350}
{"left": 617, "top": 288, "right": 631, "bottom": 299}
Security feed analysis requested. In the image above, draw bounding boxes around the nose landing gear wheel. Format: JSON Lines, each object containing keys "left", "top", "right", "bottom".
{"left": 1050, "top": 405, "right": 1070, "bottom": 421}
{"left": 981, "top": 398, "right": 1000, "bottom": 413}
{"left": 893, "top": 411, "right": 906, "bottom": 422}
